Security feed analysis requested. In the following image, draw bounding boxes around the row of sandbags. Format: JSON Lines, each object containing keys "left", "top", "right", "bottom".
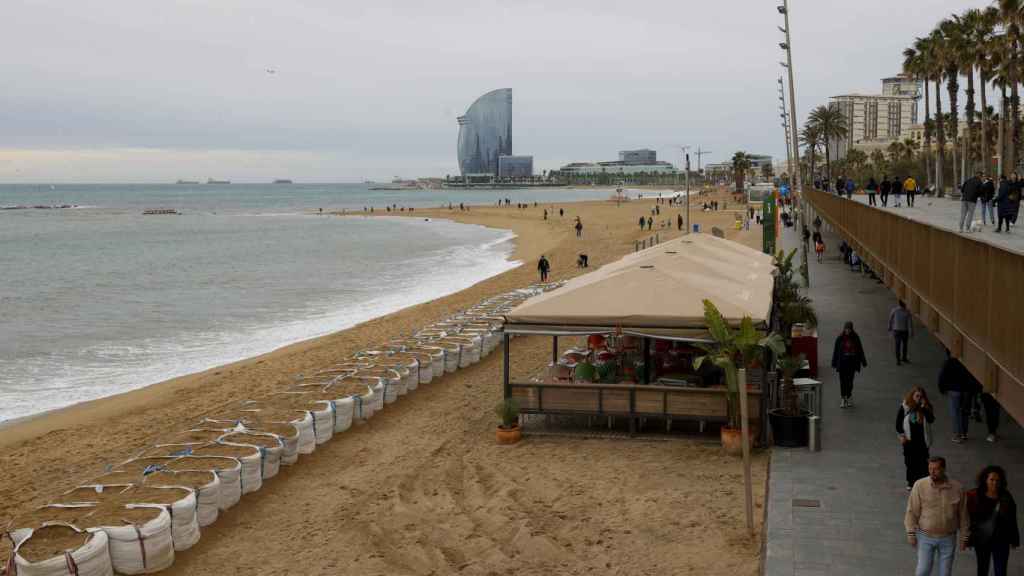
{"left": 2, "top": 282, "right": 561, "bottom": 576}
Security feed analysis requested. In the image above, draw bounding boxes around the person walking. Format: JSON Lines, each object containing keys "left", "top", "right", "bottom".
{"left": 965, "top": 465, "right": 1019, "bottom": 576}
{"left": 995, "top": 175, "right": 1012, "bottom": 233}
{"left": 543, "top": 209, "right": 548, "bottom": 220}
{"left": 574, "top": 217, "right": 583, "bottom": 238}
{"left": 647, "top": 216, "right": 653, "bottom": 231}
{"left": 881, "top": 175, "right": 892, "bottom": 207}
{"left": 815, "top": 238, "right": 826, "bottom": 262}
{"left": 894, "top": 177, "right": 905, "bottom": 207}
{"left": 836, "top": 176, "right": 846, "bottom": 197}
{"left": 960, "top": 172, "right": 983, "bottom": 232}
{"left": 867, "top": 176, "right": 879, "bottom": 206}
{"left": 845, "top": 177, "right": 855, "bottom": 199}
{"left": 677, "top": 213, "right": 683, "bottom": 231}
{"left": 905, "top": 175, "right": 918, "bottom": 207}
{"left": 938, "top": 349, "right": 981, "bottom": 444}
{"left": 897, "top": 386, "right": 935, "bottom": 490}
{"left": 537, "top": 255, "right": 550, "bottom": 282}
{"left": 981, "top": 175, "right": 996, "bottom": 227}
{"left": 1008, "top": 173, "right": 1022, "bottom": 229}
{"left": 889, "top": 300, "right": 913, "bottom": 365}
{"left": 981, "top": 392, "right": 1002, "bottom": 443}
{"left": 639, "top": 215, "right": 646, "bottom": 230}
{"left": 905, "top": 456, "right": 967, "bottom": 576}
{"left": 831, "top": 321, "right": 867, "bottom": 408}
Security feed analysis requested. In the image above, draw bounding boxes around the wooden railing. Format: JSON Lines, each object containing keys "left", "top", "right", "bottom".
{"left": 805, "top": 189, "right": 1024, "bottom": 423}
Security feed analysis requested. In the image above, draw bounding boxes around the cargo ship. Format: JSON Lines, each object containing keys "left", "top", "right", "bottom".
{"left": 207, "top": 178, "right": 231, "bottom": 184}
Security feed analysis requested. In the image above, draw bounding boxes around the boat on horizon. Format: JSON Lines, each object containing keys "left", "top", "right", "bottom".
{"left": 272, "top": 179, "right": 294, "bottom": 184}
{"left": 176, "top": 179, "right": 199, "bottom": 185}
{"left": 206, "top": 178, "right": 231, "bottom": 185}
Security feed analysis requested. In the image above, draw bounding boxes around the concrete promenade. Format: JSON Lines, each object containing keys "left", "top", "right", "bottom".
{"left": 848, "top": 192, "right": 1024, "bottom": 256}
{"left": 763, "top": 221, "right": 1024, "bottom": 575}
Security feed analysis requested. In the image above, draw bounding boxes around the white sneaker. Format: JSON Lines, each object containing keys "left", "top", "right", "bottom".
{"left": 846, "top": 399, "right": 854, "bottom": 408}
{"left": 987, "top": 434, "right": 997, "bottom": 443}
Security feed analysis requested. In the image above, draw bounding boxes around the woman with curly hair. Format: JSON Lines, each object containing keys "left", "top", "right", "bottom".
{"left": 966, "top": 465, "right": 1020, "bottom": 576}
{"left": 896, "top": 386, "right": 934, "bottom": 490}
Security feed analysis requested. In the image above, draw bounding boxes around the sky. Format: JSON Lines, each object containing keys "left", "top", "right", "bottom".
{"left": 0, "top": 0, "right": 988, "bottom": 183}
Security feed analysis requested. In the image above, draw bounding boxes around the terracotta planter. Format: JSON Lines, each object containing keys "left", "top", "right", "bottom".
{"left": 720, "top": 426, "right": 754, "bottom": 456}
{"left": 496, "top": 425, "right": 521, "bottom": 445}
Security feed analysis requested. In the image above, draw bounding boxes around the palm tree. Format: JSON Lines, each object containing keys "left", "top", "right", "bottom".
{"left": 808, "top": 105, "right": 848, "bottom": 183}
{"left": 732, "top": 151, "right": 751, "bottom": 193}
{"left": 939, "top": 18, "right": 967, "bottom": 187}
{"left": 956, "top": 9, "right": 987, "bottom": 176}
{"left": 799, "top": 123, "right": 824, "bottom": 183}
{"left": 976, "top": 8, "right": 1000, "bottom": 175}
{"left": 846, "top": 149, "right": 868, "bottom": 181}
{"left": 922, "top": 29, "right": 946, "bottom": 195}
{"left": 991, "top": 34, "right": 1013, "bottom": 175}
{"left": 998, "top": 0, "right": 1023, "bottom": 173}
{"left": 870, "top": 149, "right": 888, "bottom": 175}
{"left": 887, "top": 141, "right": 904, "bottom": 165}
{"left": 905, "top": 38, "right": 933, "bottom": 188}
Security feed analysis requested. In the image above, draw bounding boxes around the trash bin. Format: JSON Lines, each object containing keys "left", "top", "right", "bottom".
{"left": 808, "top": 415, "right": 821, "bottom": 452}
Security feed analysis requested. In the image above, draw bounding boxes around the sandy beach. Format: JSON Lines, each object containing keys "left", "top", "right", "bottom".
{"left": 1, "top": 188, "right": 769, "bottom": 575}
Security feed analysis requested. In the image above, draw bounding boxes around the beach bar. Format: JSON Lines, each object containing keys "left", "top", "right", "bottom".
{"left": 502, "top": 234, "right": 776, "bottom": 435}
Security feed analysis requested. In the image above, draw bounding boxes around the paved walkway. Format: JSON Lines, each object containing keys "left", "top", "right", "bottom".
{"left": 763, "top": 221, "right": 1024, "bottom": 576}
{"left": 847, "top": 193, "right": 1024, "bottom": 256}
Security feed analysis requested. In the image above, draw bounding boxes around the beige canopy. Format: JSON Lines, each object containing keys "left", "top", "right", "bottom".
{"left": 505, "top": 234, "right": 775, "bottom": 337}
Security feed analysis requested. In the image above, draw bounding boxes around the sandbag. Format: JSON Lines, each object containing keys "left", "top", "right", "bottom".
{"left": 144, "top": 470, "right": 220, "bottom": 528}
{"left": 262, "top": 394, "right": 334, "bottom": 446}
{"left": 352, "top": 368, "right": 400, "bottom": 404}
{"left": 190, "top": 443, "right": 263, "bottom": 495}
{"left": 85, "top": 505, "right": 173, "bottom": 575}
{"left": 114, "top": 486, "right": 199, "bottom": 552}
{"left": 237, "top": 408, "right": 316, "bottom": 456}
{"left": 218, "top": 431, "right": 285, "bottom": 479}
{"left": 8, "top": 506, "right": 97, "bottom": 548}
{"left": 328, "top": 377, "right": 377, "bottom": 421}
{"left": 164, "top": 456, "right": 242, "bottom": 511}
{"left": 114, "top": 457, "right": 178, "bottom": 476}
{"left": 12, "top": 524, "right": 113, "bottom": 576}
{"left": 237, "top": 421, "right": 300, "bottom": 467}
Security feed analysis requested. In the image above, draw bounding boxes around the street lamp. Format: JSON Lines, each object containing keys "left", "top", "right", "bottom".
{"left": 777, "top": 0, "right": 801, "bottom": 197}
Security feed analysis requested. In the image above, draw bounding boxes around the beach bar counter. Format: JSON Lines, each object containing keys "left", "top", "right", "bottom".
{"left": 501, "top": 234, "right": 776, "bottom": 434}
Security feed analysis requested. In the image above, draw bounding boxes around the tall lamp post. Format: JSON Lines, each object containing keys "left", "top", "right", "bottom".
{"left": 677, "top": 145, "right": 692, "bottom": 233}
{"left": 779, "top": 77, "right": 794, "bottom": 184}
{"left": 778, "top": 1, "right": 801, "bottom": 196}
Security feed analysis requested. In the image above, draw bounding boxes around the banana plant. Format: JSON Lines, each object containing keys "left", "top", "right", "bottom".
{"left": 694, "top": 299, "right": 785, "bottom": 429}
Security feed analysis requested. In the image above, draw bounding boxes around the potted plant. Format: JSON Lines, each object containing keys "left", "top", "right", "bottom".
{"left": 774, "top": 249, "right": 818, "bottom": 339}
{"left": 767, "top": 353, "right": 811, "bottom": 447}
{"left": 694, "top": 300, "right": 784, "bottom": 456}
{"left": 495, "top": 398, "right": 521, "bottom": 444}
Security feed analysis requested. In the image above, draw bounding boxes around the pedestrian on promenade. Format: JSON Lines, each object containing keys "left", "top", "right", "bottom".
{"left": 960, "top": 172, "right": 983, "bottom": 233}
{"left": 1007, "top": 174, "right": 1022, "bottom": 229}
{"left": 677, "top": 214, "right": 683, "bottom": 231}
{"left": 889, "top": 300, "right": 913, "bottom": 365}
{"left": 867, "top": 177, "right": 879, "bottom": 206}
{"left": 836, "top": 176, "right": 845, "bottom": 197}
{"left": 905, "top": 175, "right": 918, "bottom": 207}
{"left": 815, "top": 238, "right": 825, "bottom": 262}
{"left": 938, "top": 349, "right": 981, "bottom": 444}
{"left": 905, "top": 456, "right": 967, "bottom": 576}
{"left": 845, "top": 177, "right": 855, "bottom": 200}
{"left": 965, "top": 465, "right": 1019, "bottom": 576}
{"left": 897, "top": 386, "right": 935, "bottom": 490}
{"left": 981, "top": 175, "right": 996, "bottom": 227}
{"left": 831, "top": 321, "right": 867, "bottom": 408}
{"left": 537, "top": 255, "right": 550, "bottom": 282}
{"left": 574, "top": 217, "right": 583, "bottom": 238}
{"left": 881, "top": 176, "right": 892, "bottom": 207}
{"left": 893, "top": 177, "right": 905, "bottom": 207}
{"left": 995, "top": 176, "right": 1012, "bottom": 233}
{"left": 981, "top": 392, "right": 1002, "bottom": 443}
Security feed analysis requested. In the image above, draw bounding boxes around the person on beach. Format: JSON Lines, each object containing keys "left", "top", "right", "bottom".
{"left": 938, "top": 349, "right": 981, "bottom": 444}
{"left": 574, "top": 217, "right": 583, "bottom": 238}
{"left": 677, "top": 214, "right": 683, "bottom": 231}
{"left": 965, "top": 465, "right": 1020, "bottom": 576}
{"left": 889, "top": 300, "right": 913, "bottom": 365}
{"left": 543, "top": 209, "right": 548, "bottom": 220}
{"left": 639, "top": 216, "right": 645, "bottom": 230}
{"left": 897, "top": 386, "right": 935, "bottom": 490}
{"left": 905, "top": 176, "right": 918, "bottom": 207}
{"left": 647, "top": 216, "right": 653, "bottom": 231}
{"left": 831, "top": 321, "right": 867, "bottom": 408}
{"left": 881, "top": 176, "right": 891, "bottom": 207}
{"left": 559, "top": 208, "right": 564, "bottom": 218}
{"left": 960, "top": 172, "right": 983, "bottom": 232}
{"left": 867, "top": 177, "right": 879, "bottom": 206}
{"left": 905, "top": 456, "right": 967, "bottom": 576}
{"left": 537, "top": 255, "right": 550, "bottom": 282}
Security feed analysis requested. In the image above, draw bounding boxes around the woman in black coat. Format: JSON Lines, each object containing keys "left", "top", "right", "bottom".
{"left": 966, "top": 465, "right": 1020, "bottom": 576}
{"left": 831, "top": 321, "right": 867, "bottom": 408}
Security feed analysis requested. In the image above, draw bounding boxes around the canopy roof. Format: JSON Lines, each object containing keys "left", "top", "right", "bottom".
{"left": 505, "top": 234, "right": 775, "bottom": 337}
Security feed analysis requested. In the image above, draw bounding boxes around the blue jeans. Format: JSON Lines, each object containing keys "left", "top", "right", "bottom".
{"left": 949, "top": 391, "right": 973, "bottom": 437}
{"left": 982, "top": 200, "right": 995, "bottom": 225}
{"left": 916, "top": 531, "right": 956, "bottom": 576}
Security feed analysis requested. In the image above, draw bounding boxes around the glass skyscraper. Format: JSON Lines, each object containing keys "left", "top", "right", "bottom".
{"left": 457, "top": 88, "right": 512, "bottom": 176}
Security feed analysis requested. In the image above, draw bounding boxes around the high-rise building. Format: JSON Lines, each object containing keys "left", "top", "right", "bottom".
{"left": 457, "top": 88, "right": 513, "bottom": 176}
{"left": 828, "top": 75, "right": 921, "bottom": 161}
{"left": 498, "top": 155, "right": 533, "bottom": 178}
{"left": 618, "top": 149, "right": 657, "bottom": 164}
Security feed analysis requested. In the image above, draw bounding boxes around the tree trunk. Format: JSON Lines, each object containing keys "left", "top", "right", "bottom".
{"left": 981, "top": 72, "right": 991, "bottom": 176}
{"left": 965, "top": 70, "right": 976, "bottom": 177}
{"left": 824, "top": 138, "right": 832, "bottom": 184}
{"left": 948, "top": 74, "right": 960, "bottom": 188}
{"left": 999, "top": 84, "right": 1007, "bottom": 176}
{"left": 924, "top": 80, "right": 932, "bottom": 187}
{"left": 935, "top": 79, "right": 945, "bottom": 195}
{"left": 1012, "top": 81, "right": 1021, "bottom": 173}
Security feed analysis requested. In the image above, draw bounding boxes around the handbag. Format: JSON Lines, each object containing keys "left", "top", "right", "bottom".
{"left": 974, "top": 500, "right": 1001, "bottom": 546}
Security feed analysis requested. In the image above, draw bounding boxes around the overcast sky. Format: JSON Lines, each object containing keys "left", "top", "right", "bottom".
{"left": 0, "top": 0, "right": 987, "bottom": 183}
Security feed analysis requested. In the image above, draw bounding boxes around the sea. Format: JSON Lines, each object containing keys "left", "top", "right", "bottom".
{"left": 0, "top": 183, "right": 617, "bottom": 423}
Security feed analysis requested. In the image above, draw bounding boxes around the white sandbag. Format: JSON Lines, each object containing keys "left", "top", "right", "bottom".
{"left": 144, "top": 470, "right": 220, "bottom": 528}
{"left": 8, "top": 505, "right": 98, "bottom": 549}
{"left": 235, "top": 421, "right": 300, "bottom": 467}
{"left": 191, "top": 443, "right": 263, "bottom": 495}
{"left": 12, "top": 524, "right": 113, "bottom": 576}
{"left": 218, "top": 431, "right": 285, "bottom": 479}
{"left": 331, "top": 397, "right": 354, "bottom": 433}
{"left": 90, "top": 505, "right": 174, "bottom": 575}
{"left": 117, "top": 486, "right": 199, "bottom": 553}
{"left": 372, "top": 360, "right": 415, "bottom": 394}
{"left": 354, "top": 369, "right": 400, "bottom": 404}
{"left": 428, "top": 341, "right": 460, "bottom": 373}
{"left": 240, "top": 408, "right": 316, "bottom": 456}
{"left": 165, "top": 456, "right": 242, "bottom": 511}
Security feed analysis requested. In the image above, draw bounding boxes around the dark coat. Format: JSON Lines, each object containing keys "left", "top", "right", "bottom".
{"left": 966, "top": 490, "right": 1021, "bottom": 548}
{"left": 880, "top": 180, "right": 891, "bottom": 194}
{"left": 996, "top": 180, "right": 1011, "bottom": 211}
{"left": 961, "top": 176, "right": 983, "bottom": 203}
{"left": 981, "top": 179, "right": 996, "bottom": 202}
{"left": 831, "top": 331, "right": 867, "bottom": 373}
{"left": 937, "top": 357, "right": 980, "bottom": 394}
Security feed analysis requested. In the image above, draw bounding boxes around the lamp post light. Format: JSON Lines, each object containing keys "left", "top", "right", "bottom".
{"left": 676, "top": 145, "right": 692, "bottom": 233}
{"left": 778, "top": 0, "right": 801, "bottom": 197}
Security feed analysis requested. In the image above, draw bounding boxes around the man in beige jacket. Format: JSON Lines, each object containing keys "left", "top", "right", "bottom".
{"left": 905, "top": 456, "right": 968, "bottom": 576}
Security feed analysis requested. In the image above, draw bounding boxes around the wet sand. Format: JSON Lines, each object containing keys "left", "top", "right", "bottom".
{"left": 1, "top": 189, "right": 768, "bottom": 575}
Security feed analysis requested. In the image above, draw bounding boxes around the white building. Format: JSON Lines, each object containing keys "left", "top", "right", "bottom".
{"left": 828, "top": 75, "right": 921, "bottom": 161}
{"left": 559, "top": 161, "right": 676, "bottom": 175}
